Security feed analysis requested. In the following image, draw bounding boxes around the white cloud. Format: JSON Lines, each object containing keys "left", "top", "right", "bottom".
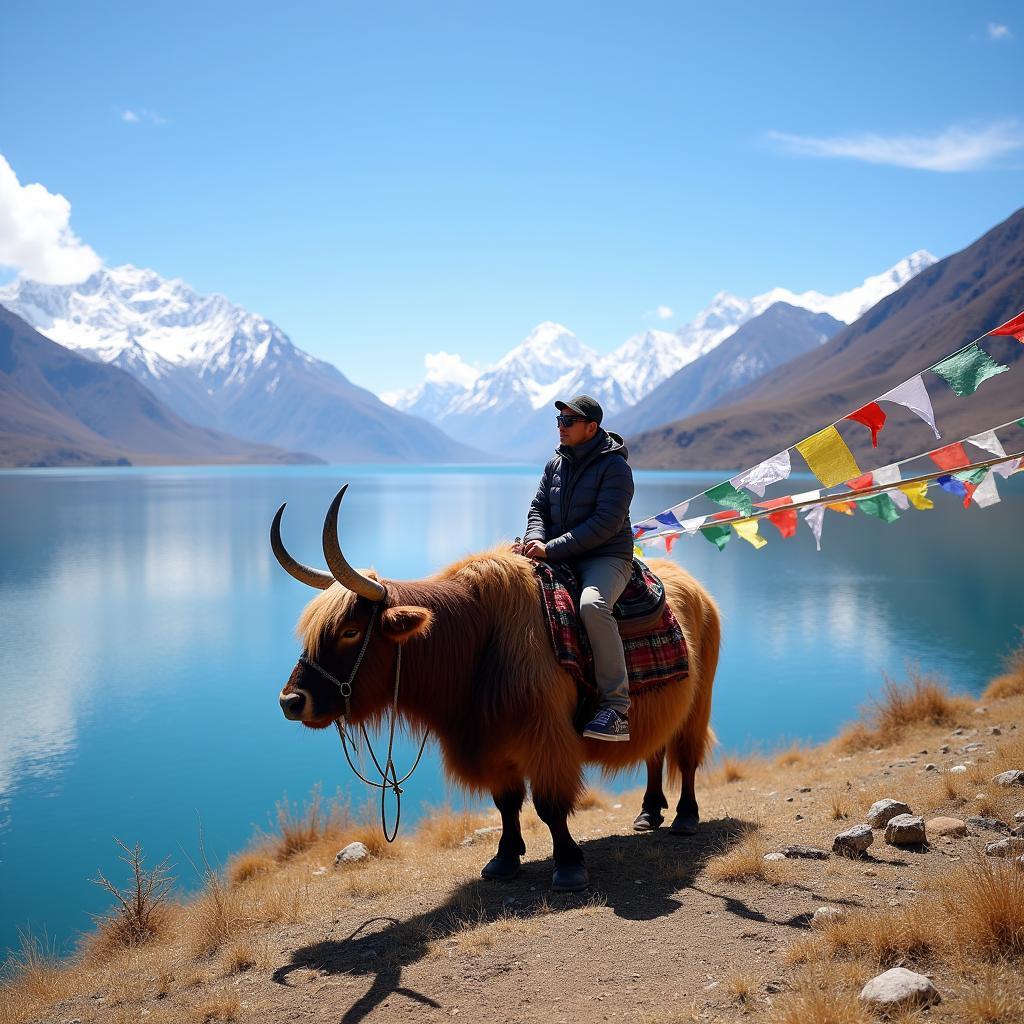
{"left": 988, "top": 22, "right": 1012, "bottom": 40}
{"left": 121, "top": 108, "right": 167, "bottom": 125}
{"left": 767, "top": 120, "right": 1024, "bottom": 172}
{"left": 423, "top": 350, "right": 480, "bottom": 388}
{"left": 121, "top": 109, "right": 140, "bottom": 123}
{"left": 0, "top": 154, "right": 102, "bottom": 284}
{"left": 656, "top": 305, "right": 674, "bottom": 320}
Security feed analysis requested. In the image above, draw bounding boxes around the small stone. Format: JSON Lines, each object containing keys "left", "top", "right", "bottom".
{"left": 953, "top": 728, "right": 966, "bottom": 735}
{"left": 926, "top": 816, "right": 967, "bottom": 837}
{"left": 949, "top": 765, "right": 968, "bottom": 774}
{"left": 924, "top": 763, "right": 938, "bottom": 771}
{"left": 993, "top": 770, "right": 1024, "bottom": 787}
{"left": 885, "top": 814, "right": 927, "bottom": 846}
{"left": 985, "top": 837, "right": 1024, "bottom": 858}
{"left": 833, "top": 824, "right": 874, "bottom": 858}
{"left": 781, "top": 844, "right": 829, "bottom": 860}
{"left": 974, "top": 707, "right": 987, "bottom": 716}
{"left": 939, "top": 745, "right": 950, "bottom": 754}
{"left": 859, "top": 967, "right": 941, "bottom": 1010}
{"left": 867, "top": 798, "right": 912, "bottom": 828}
{"left": 612, "top": 803, "right": 622, "bottom": 809}
{"left": 989, "top": 726, "right": 1002, "bottom": 736}
{"left": 785, "top": 796, "right": 794, "bottom": 802}
{"left": 474, "top": 826, "right": 501, "bottom": 836}
{"left": 1016, "top": 812, "right": 1024, "bottom": 823}
{"left": 311, "top": 866, "right": 327, "bottom": 876}
{"left": 795, "top": 813, "right": 804, "bottom": 821}
{"left": 963, "top": 742, "right": 984, "bottom": 752}
{"left": 798, "top": 786, "right": 811, "bottom": 793}
{"left": 862, "top": 868, "right": 877, "bottom": 876}
{"left": 967, "top": 816, "right": 1009, "bottom": 833}
{"left": 335, "top": 841, "right": 369, "bottom": 864}
{"left": 811, "top": 906, "right": 847, "bottom": 929}
{"left": 763, "top": 852, "right": 786, "bottom": 862}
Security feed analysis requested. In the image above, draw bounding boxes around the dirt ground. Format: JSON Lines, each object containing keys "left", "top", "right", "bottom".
{"left": 9, "top": 689, "right": 1024, "bottom": 1024}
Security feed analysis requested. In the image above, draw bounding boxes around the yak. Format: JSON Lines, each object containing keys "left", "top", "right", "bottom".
{"left": 273, "top": 486, "right": 721, "bottom": 892}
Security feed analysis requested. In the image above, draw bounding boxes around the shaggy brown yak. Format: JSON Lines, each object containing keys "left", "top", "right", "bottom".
{"left": 274, "top": 486, "right": 721, "bottom": 892}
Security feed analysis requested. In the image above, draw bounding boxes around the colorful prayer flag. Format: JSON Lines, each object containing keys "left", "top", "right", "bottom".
{"left": 733, "top": 518, "right": 767, "bottom": 549}
{"left": 681, "top": 515, "right": 708, "bottom": 535}
{"left": 768, "top": 507, "right": 798, "bottom": 538}
{"left": 989, "top": 308, "right": 1024, "bottom": 341}
{"left": 701, "top": 524, "right": 732, "bottom": 551}
{"left": 827, "top": 502, "right": 856, "bottom": 515}
{"left": 846, "top": 472, "right": 874, "bottom": 490}
{"left": 971, "top": 471, "right": 1001, "bottom": 508}
{"left": 899, "top": 480, "right": 934, "bottom": 510}
{"left": 872, "top": 464, "right": 908, "bottom": 509}
{"left": 936, "top": 475, "right": 967, "bottom": 500}
{"left": 711, "top": 509, "right": 742, "bottom": 522}
{"left": 804, "top": 505, "right": 825, "bottom": 551}
{"left": 706, "top": 481, "right": 754, "bottom": 517}
{"left": 879, "top": 375, "right": 940, "bottom": 439}
{"left": 755, "top": 495, "right": 795, "bottom": 510}
{"left": 633, "top": 544, "right": 644, "bottom": 558}
{"left": 929, "top": 442, "right": 970, "bottom": 471}
{"left": 795, "top": 425, "right": 862, "bottom": 488}
{"left": 857, "top": 493, "right": 901, "bottom": 523}
{"left": 929, "top": 344, "right": 1009, "bottom": 397}
{"left": 730, "top": 451, "right": 792, "bottom": 497}
{"left": 965, "top": 430, "right": 1016, "bottom": 479}
{"left": 845, "top": 402, "right": 887, "bottom": 447}
{"left": 664, "top": 534, "right": 677, "bottom": 553}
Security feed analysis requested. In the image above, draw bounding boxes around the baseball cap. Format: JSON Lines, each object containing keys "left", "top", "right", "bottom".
{"left": 555, "top": 395, "right": 603, "bottom": 425}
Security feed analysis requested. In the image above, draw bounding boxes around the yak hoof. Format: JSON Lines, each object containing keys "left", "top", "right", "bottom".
{"left": 632, "top": 810, "right": 664, "bottom": 832}
{"left": 481, "top": 854, "right": 521, "bottom": 881}
{"left": 669, "top": 813, "right": 699, "bottom": 836}
{"left": 551, "top": 863, "right": 589, "bottom": 893}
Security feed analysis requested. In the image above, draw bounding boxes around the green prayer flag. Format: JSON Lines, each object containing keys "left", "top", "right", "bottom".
{"left": 857, "top": 493, "right": 901, "bottom": 523}
{"left": 1017, "top": 419, "right": 1024, "bottom": 429}
{"left": 706, "top": 481, "right": 754, "bottom": 516}
{"left": 700, "top": 524, "right": 732, "bottom": 551}
{"left": 953, "top": 466, "right": 988, "bottom": 486}
{"left": 929, "top": 343, "right": 1009, "bottom": 397}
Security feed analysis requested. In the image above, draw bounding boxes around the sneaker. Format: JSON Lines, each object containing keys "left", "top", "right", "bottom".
{"left": 582, "top": 707, "right": 630, "bottom": 742}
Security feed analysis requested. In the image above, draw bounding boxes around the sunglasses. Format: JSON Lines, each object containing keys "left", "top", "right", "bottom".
{"left": 556, "top": 414, "right": 588, "bottom": 427}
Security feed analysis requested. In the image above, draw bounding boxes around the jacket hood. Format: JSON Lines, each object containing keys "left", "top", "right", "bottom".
{"left": 558, "top": 427, "right": 629, "bottom": 462}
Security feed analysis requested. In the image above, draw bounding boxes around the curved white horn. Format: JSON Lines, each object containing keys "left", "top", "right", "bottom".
{"left": 322, "top": 485, "right": 387, "bottom": 602}
{"left": 271, "top": 503, "right": 334, "bottom": 589}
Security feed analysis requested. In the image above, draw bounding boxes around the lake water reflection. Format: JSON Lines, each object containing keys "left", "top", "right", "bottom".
{"left": 1, "top": 464, "right": 1021, "bottom": 953}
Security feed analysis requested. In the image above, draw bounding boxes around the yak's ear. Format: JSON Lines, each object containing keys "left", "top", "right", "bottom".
{"left": 380, "top": 605, "right": 433, "bottom": 643}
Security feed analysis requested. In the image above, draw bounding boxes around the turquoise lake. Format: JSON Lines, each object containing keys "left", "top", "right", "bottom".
{"left": 1, "top": 464, "right": 1022, "bottom": 955}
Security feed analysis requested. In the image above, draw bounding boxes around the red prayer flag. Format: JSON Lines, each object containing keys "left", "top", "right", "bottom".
{"left": 930, "top": 442, "right": 970, "bottom": 471}
{"left": 846, "top": 472, "right": 875, "bottom": 491}
{"left": 845, "top": 402, "right": 887, "bottom": 447}
{"left": 962, "top": 483, "right": 979, "bottom": 509}
{"left": 990, "top": 308, "right": 1024, "bottom": 342}
{"left": 711, "top": 510, "right": 741, "bottom": 522}
{"left": 754, "top": 495, "right": 795, "bottom": 510}
{"left": 767, "top": 508, "right": 798, "bottom": 538}
{"left": 664, "top": 534, "right": 676, "bottom": 553}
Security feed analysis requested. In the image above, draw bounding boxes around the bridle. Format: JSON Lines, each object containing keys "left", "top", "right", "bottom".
{"left": 298, "top": 603, "right": 429, "bottom": 843}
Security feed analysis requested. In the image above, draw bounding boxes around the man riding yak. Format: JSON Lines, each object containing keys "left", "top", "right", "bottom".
{"left": 272, "top": 396, "right": 721, "bottom": 892}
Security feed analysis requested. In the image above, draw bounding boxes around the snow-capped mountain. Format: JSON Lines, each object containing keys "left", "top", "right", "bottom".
{"left": 0, "top": 266, "right": 484, "bottom": 463}
{"left": 387, "top": 251, "right": 937, "bottom": 457}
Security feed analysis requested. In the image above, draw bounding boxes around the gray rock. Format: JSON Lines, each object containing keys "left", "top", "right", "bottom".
{"left": 859, "top": 968, "right": 940, "bottom": 1010}
{"left": 949, "top": 765, "right": 968, "bottom": 774}
{"left": 924, "top": 763, "right": 938, "bottom": 771}
{"left": 989, "top": 726, "right": 1002, "bottom": 736}
{"left": 811, "top": 906, "right": 847, "bottom": 929}
{"left": 763, "top": 852, "right": 785, "bottom": 862}
{"left": 963, "top": 742, "right": 983, "bottom": 752}
{"left": 781, "top": 844, "right": 829, "bottom": 860}
{"left": 967, "top": 816, "right": 1009, "bottom": 833}
{"left": 993, "top": 770, "right": 1024, "bottom": 787}
{"left": 985, "top": 837, "right": 1024, "bottom": 858}
{"left": 335, "top": 841, "right": 369, "bottom": 864}
{"left": 939, "top": 745, "right": 950, "bottom": 754}
{"left": 1016, "top": 812, "right": 1024, "bottom": 823}
{"left": 867, "top": 798, "right": 911, "bottom": 828}
{"left": 833, "top": 824, "right": 874, "bottom": 858}
{"left": 885, "top": 814, "right": 927, "bottom": 845}
{"left": 474, "top": 826, "right": 502, "bottom": 836}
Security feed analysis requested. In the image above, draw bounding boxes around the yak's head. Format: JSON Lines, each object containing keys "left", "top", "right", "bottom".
{"left": 272, "top": 485, "right": 432, "bottom": 728}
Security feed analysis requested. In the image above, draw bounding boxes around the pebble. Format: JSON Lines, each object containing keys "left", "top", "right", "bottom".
{"left": 867, "top": 798, "right": 911, "bottom": 828}
{"left": 963, "top": 743, "right": 983, "bottom": 752}
{"left": 859, "top": 968, "right": 941, "bottom": 1010}
{"left": 967, "top": 816, "right": 1009, "bottom": 833}
{"left": 335, "top": 841, "right": 369, "bottom": 864}
{"left": 780, "top": 844, "right": 829, "bottom": 860}
{"left": 885, "top": 814, "right": 927, "bottom": 846}
{"left": 763, "top": 853, "right": 786, "bottom": 862}
{"left": 985, "top": 837, "right": 1024, "bottom": 858}
{"left": 1016, "top": 812, "right": 1024, "bottom": 823}
{"left": 811, "top": 906, "right": 847, "bottom": 929}
{"left": 926, "top": 816, "right": 967, "bottom": 837}
{"left": 797, "top": 786, "right": 811, "bottom": 793}
{"left": 993, "top": 770, "right": 1024, "bottom": 787}
{"left": 924, "top": 763, "right": 937, "bottom": 771}
{"left": 833, "top": 823, "right": 874, "bottom": 858}
{"left": 989, "top": 726, "right": 1002, "bottom": 736}
{"left": 794, "top": 814, "right": 804, "bottom": 821}
{"left": 785, "top": 796, "right": 794, "bottom": 802}
{"left": 474, "top": 826, "right": 502, "bottom": 836}
{"left": 939, "top": 745, "right": 950, "bottom": 754}
{"left": 949, "top": 765, "right": 968, "bottom": 774}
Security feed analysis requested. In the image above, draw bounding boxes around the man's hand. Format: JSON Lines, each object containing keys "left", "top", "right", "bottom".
{"left": 523, "top": 540, "right": 547, "bottom": 560}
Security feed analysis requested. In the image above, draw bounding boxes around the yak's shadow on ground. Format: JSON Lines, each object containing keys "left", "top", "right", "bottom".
{"left": 270, "top": 814, "right": 853, "bottom": 1024}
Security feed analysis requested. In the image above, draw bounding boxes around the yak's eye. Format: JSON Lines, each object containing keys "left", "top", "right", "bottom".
{"left": 342, "top": 628, "right": 360, "bottom": 640}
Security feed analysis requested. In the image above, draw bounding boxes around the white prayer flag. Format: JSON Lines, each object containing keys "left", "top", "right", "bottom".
{"left": 681, "top": 515, "right": 708, "bottom": 535}
{"left": 965, "top": 430, "right": 1016, "bottom": 478}
{"left": 803, "top": 505, "right": 825, "bottom": 552}
{"left": 871, "top": 464, "right": 909, "bottom": 509}
{"left": 789, "top": 489, "right": 821, "bottom": 504}
{"left": 879, "top": 375, "right": 940, "bottom": 439}
{"left": 971, "top": 471, "right": 1001, "bottom": 508}
{"left": 730, "top": 451, "right": 793, "bottom": 497}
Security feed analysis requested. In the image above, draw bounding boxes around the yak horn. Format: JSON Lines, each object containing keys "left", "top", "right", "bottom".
{"left": 322, "top": 485, "right": 387, "bottom": 602}
{"left": 271, "top": 504, "right": 335, "bottom": 590}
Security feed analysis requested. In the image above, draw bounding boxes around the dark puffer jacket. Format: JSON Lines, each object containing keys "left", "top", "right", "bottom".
{"left": 524, "top": 428, "right": 634, "bottom": 563}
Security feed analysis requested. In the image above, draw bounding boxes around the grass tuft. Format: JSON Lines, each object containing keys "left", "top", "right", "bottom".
{"left": 191, "top": 992, "right": 240, "bottom": 1022}
{"left": 938, "top": 857, "right": 1024, "bottom": 960}
{"left": 414, "top": 804, "right": 489, "bottom": 849}
{"left": 706, "top": 827, "right": 787, "bottom": 885}
{"left": 985, "top": 632, "right": 1024, "bottom": 700}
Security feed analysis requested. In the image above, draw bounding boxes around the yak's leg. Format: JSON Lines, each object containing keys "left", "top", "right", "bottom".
{"left": 669, "top": 740, "right": 700, "bottom": 835}
{"left": 633, "top": 749, "right": 668, "bottom": 831}
{"left": 481, "top": 784, "right": 526, "bottom": 881}
{"left": 533, "top": 792, "right": 588, "bottom": 892}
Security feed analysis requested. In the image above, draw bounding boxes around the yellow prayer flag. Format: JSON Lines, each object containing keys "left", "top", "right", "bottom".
{"left": 826, "top": 501, "right": 855, "bottom": 516}
{"left": 898, "top": 480, "right": 934, "bottom": 510}
{"left": 732, "top": 518, "right": 767, "bottom": 549}
{"left": 795, "top": 425, "right": 862, "bottom": 488}
{"left": 633, "top": 544, "right": 644, "bottom": 557}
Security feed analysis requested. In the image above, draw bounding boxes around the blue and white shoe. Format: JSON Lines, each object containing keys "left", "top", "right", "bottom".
{"left": 583, "top": 707, "right": 630, "bottom": 742}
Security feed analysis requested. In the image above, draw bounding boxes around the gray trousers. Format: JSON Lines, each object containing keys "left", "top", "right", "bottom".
{"left": 574, "top": 554, "right": 633, "bottom": 713}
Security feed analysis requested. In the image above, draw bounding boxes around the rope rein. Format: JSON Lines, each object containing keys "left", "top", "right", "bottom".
{"left": 298, "top": 603, "right": 430, "bottom": 843}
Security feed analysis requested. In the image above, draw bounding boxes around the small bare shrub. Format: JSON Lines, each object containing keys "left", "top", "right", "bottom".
{"left": 228, "top": 850, "right": 275, "bottom": 885}
{"left": 576, "top": 786, "right": 610, "bottom": 810}
{"left": 774, "top": 743, "right": 807, "bottom": 768}
{"left": 984, "top": 631, "right": 1024, "bottom": 700}
{"left": 271, "top": 786, "right": 346, "bottom": 861}
{"left": 88, "top": 838, "right": 175, "bottom": 957}
{"left": 706, "top": 830, "right": 785, "bottom": 885}
{"left": 191, "top": 992, "right": 239, "bottom": 1023}
{"left": 415, "top": 804, "right": 488, "bottom": 849}
{"left": 938, "top": 857, "right": 1024, "bottom": 960}
{"left": 720, "top": 756, "right": 747, "bottom": 784}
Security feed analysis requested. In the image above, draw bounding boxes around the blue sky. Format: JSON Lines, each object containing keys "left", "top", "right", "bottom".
{"left": 1, "top": 1, "right": 1022, "bottom": 394}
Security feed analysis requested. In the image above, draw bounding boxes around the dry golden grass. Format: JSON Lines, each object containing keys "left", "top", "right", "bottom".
{"left": 705, "top": 830, "right": 788, "bottom": 885}
{"left": 959, "top": 967, "right": 1024, "bottom": 1023}
{"left": 829, "top": 793, "right": 850, "bottom": 820}
{"left": 837, "top": 670, "right": 972, "bottom": 752}
{"left": 774, "top": 743, "right": 808, "bottom": 768}
{"left": 938, "top": 857, "right": 1024, "bottom": 960}
{"left": 414, "top": 804, "right": 489, "bottom": 849}
{"left": 190, "top": 991, "right": 240, "bottom": 1022}
{"left": 725, "top": 971, "right": 757, "bottom": 1009}
{"left": 228, "top": 850, "right": 275, "bottom": 884}
{"left": 0, "top": 933, "right": 78, "bottom": 1024}
{"left": 270, "top": 786, "right": 348, "bottom": 861}
{"left": 719, "top": 756, "right": 747, "bottom": 783}
{"left": 769, "top": 971, "right": 872, "bottom": 1024}
{"left": 221, "top": 939, "right": 268, "bottom": 975}
{"left": 984, "top": 633, "right": 1024, "bottom": 700}
{"left": 576, "top": 786, "right": 610, "bottom": 810}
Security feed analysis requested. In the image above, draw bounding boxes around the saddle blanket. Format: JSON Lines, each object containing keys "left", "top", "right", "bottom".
{"left": 533, "top": 558, "right": 689, "bottom": 697}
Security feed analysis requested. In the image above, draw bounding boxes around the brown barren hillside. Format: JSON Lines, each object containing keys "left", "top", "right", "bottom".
{"left": 4, "top": 648, "right": 1024, "bottom": 1024}
{"left": 629, "top": 207, "right": 1024, "bottom": 470}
